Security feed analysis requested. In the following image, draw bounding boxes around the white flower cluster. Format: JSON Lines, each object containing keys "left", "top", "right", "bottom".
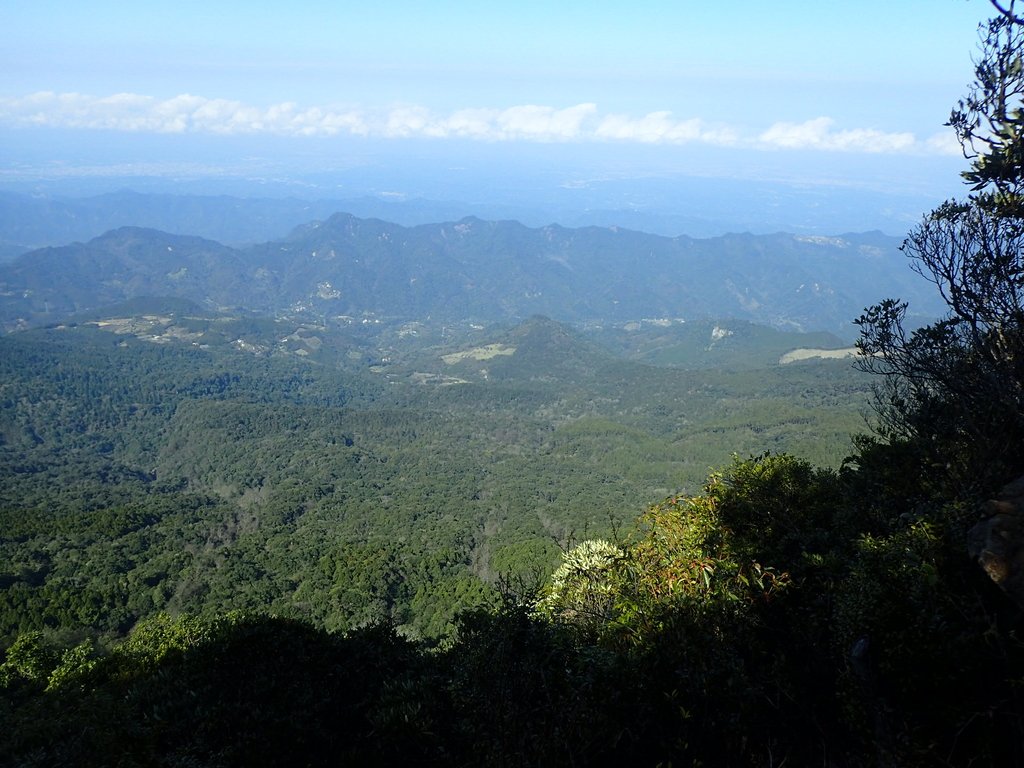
{"left": 536, "top": 539, "right": 624, "bottom": 627}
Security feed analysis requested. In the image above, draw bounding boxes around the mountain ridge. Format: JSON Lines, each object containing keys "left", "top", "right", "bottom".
{"left": 0, "top": 214, "right": 944, "bottom": 336}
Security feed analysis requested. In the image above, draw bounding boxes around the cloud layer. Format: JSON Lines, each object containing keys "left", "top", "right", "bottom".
{"left": 757, "top": 117, "right": 916, "bottom": 153}
{"left": 0, "top": 91, "right": 957, "bottom": 155}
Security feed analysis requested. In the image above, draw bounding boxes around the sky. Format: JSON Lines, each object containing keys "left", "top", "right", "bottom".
{"left": 0, "top": 0, "right": 1005, "bottom": 233}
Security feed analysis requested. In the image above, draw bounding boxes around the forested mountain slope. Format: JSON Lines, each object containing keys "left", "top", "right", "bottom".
{"left": 0, "top": 215, "right": 944, "bottom": 335}
{"left": 0, "top": 309, "right": 870, "bottom": 644}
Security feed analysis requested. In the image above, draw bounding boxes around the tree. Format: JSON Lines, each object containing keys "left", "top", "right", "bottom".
{"left": 534, "top": 539, "right": 624, "bottom": 636}
{"left": 856, "top": 0, "right": 1024, "bottom": 487}
{"left": 952, "top": 1, "right": 1024, "bottom": 202}
{"left": 851, "top": 10, "right": 1024, "bottom": 758}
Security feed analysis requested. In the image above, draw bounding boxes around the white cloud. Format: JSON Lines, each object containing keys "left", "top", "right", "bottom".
{"left": 924, "top": 129, "right": 963, "bottom": 156}
{"left": 384, "top": 106, "right": 435, "bottom": 138}
{"left": 443, "top": 108, "right": 501, "bottom": 139}
{"left": 493, "top": 103, "right": 597, "bottom": 141}
{"left": 0, "top": 91, "right": 369, "bottom": 136}
{"left": 594, "top": 111, "right": 737, "bottom": 145}
{"left": 0, "top": 92, "right": 947, "bottom": 156}
{"left": 383, "top": 104, "right": 599, "bottom": 142}
{"left": 758, "top": 117, "right": 916, "bottom": 153}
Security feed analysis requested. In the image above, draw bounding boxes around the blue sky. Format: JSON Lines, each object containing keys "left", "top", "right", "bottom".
{"left": 0, "top": 0, "right": 1003, "bottom": 229}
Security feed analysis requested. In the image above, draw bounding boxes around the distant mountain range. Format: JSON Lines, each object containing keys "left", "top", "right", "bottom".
{"left": 0, "top": 211, "right": 946, "bottom": 336}
{"left": 0, "top": 190, "right": 359, "bottom": 254}
{"left": 0, "top": 176, "right": 937, "bottom": 254}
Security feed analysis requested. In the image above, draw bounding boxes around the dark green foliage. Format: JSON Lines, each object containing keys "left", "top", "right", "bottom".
{"left": 840, "top": 10, "right": 1024, "bottom": 757}
{"left": 0, "top": 307, "right": 879, "bottom": 766}
{"left": 0, "top": 311, "right": 870, "bottom": 647}
{"left": 3, "top": 446, "right": 1024, "bottom": 766}
{"left": 443, "top": 602, "right": 635, "bottom": 767}
{"left": 1, "top": 235, "right": 1018, "bottom": 764}
{"left": 709, "top": 452, "right": 846, "bottom": 566}
{"left": 0, "top": 613, "right": 438, "bottom": 767}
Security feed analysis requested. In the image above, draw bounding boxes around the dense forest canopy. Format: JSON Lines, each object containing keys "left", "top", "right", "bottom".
{"left": 0, "top": 314, "right": 869, "bottom": 643}
{"left": 4, "top": 3, "right": 1024, "bottom": 766}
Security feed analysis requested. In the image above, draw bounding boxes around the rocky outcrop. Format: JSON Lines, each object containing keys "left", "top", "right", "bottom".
{"left": 969, "top": 475, "right": 1024, "bottom": 609}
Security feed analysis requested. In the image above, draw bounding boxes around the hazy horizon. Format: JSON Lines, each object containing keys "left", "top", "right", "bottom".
{"left": 1, "top": 1, "right": 999, "bottom": 236}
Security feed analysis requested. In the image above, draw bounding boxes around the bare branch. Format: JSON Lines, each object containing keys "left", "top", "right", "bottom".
{"left": 991, "top": 0, "right": 1024, "bottom": 25}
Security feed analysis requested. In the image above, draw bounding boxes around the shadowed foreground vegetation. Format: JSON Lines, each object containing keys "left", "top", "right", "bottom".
{"left": 2, "top": 450, "right": 1023, "bottom": 767}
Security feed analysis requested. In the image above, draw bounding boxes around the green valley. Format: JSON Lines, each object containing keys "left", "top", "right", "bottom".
{"left": 0, "top": 308, "right": 869, "bottom": 642}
